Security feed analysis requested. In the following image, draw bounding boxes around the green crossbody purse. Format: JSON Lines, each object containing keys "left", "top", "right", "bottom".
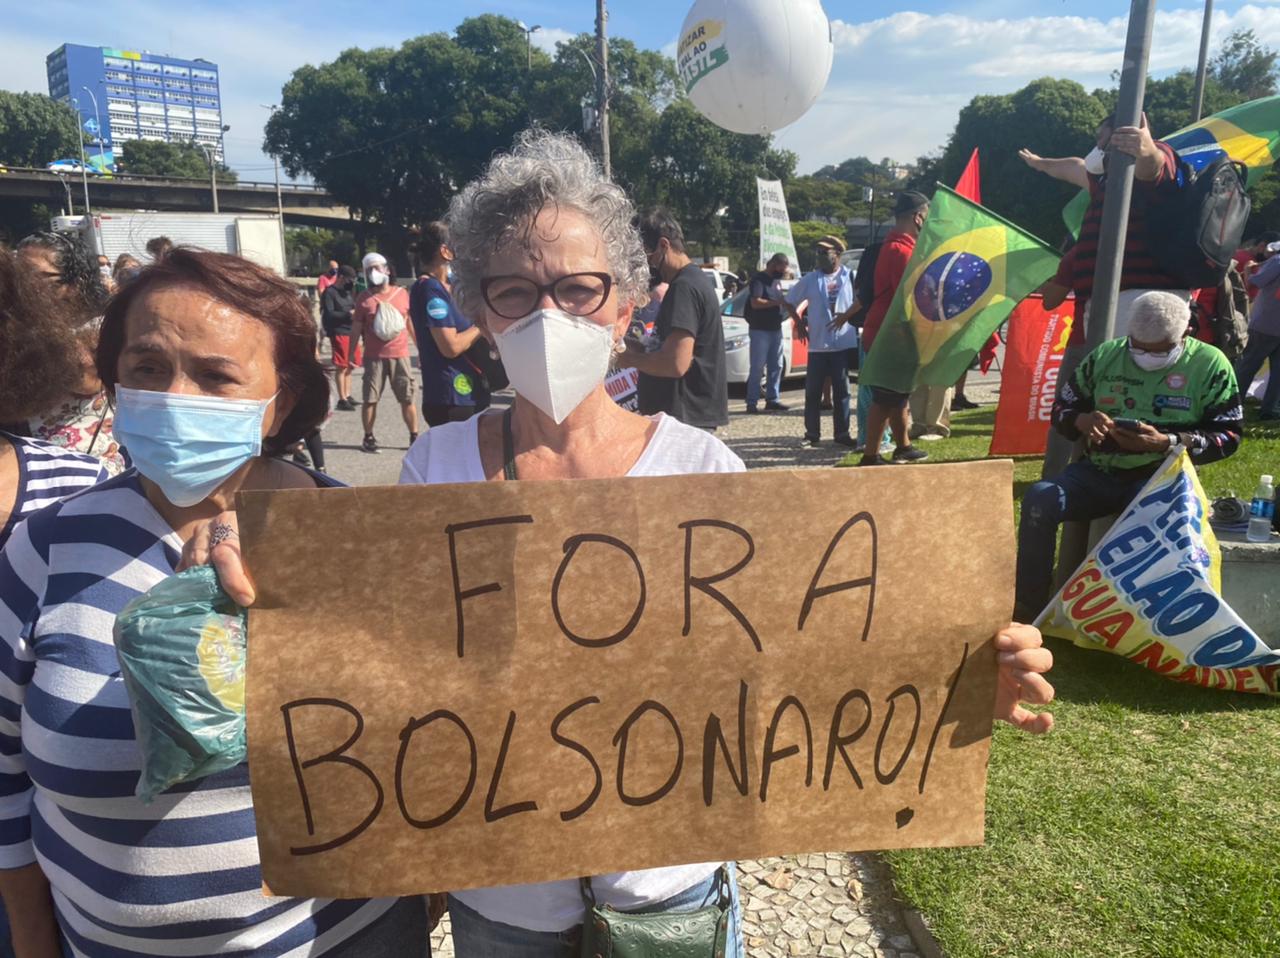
{"left": 577, "top": 868, "right": 731, "bottom": 958}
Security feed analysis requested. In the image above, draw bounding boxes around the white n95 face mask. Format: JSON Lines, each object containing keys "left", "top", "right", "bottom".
{"left": 1084, "top": 146, "right": 1106, "bottom": 176}
{"left": 493, "top": 308, "right": 614, "bottom": 424}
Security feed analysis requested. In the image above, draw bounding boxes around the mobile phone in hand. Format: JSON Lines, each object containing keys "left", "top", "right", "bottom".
{"left": 1113, "top": 418, "right": 1142, "bottom": 432}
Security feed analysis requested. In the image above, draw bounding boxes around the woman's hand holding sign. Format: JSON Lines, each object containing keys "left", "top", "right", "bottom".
{"left": 177, "top": 511, "right": 255, "bottom": 607}
{"left": 994, "top": 624, "right": 1054, "bottom": 734}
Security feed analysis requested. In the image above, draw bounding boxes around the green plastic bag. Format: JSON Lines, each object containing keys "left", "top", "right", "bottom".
{"left": 114, "top": 565, "right": 247, "bottom": 803}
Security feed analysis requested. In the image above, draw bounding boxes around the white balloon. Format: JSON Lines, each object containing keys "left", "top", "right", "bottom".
{"left": 677, "top": 0, "right": 834, "bottom": 135}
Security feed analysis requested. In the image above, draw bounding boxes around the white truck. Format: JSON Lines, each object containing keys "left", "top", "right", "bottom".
{"left": 54, "top": 211, "right": 287, "bottom": 276}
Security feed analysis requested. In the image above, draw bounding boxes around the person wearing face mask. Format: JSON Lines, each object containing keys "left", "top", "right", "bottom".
{"left": 1014, "top": 290, "right": 1242, "bottom": 621}
{"left": 351, "top": 251, "right": 419, "bottom": 453}
{"left": 13, "top": 232, "right": 126, "bottom": 473}
{"left": 627, "top": 208, "right": 729, "bottom": 432}
{"left": 743, "top": 252, "right": 794, "bottom": 414}
{"left": 321, "top": 264, "right": 361, "bottom": 408}
{"left": 786, "top": 237, "right": 859, "bottom": 446}
{"left": 175, "top": 131, "right": 1056, "bottom": 956}
{"left": 0, "top": 247, "right": 430, "bottom": 957}
{"left": 317, "top": 258, "right": 340, "bottom": 297}
{"left": 409, "top": 221, "right": 490, "bottom": 426}
{"left": 856, "top": 192, "right": 933, "bottom": 465}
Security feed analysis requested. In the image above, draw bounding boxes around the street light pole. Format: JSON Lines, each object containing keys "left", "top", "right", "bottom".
{"left": 1192, "top": 0, "right": 1214, "bottom": 122}
{"left": 595, "top": 0, "right": 611, "bottom": 179}
{"left": 80, "top": 85, "right": 104, "bottom": 171}
{"left": 263, "top": 105, "right": 287, "bottom": 258}
{"left": 70, "top": 96, "right": 92, "bottom": 216}
{"left": 518, "top": 22, "right": 542, "bottom": 71}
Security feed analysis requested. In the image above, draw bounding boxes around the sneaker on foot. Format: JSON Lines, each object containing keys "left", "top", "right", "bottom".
{"left": 951, "top": 396, "right": 980, "bottom": 411}
{"left": 833, "top": 435, "right": 857, "bottom": 448}
{"left": 892, "top": 445, "right": 929, "bottom": 463}
{"left": 746, "top": 406, "right": 761, "bottom": 414}
{"left": 361, "top": 434, "right": 379, "bottom": 454}
{"left": 802, "top": 436, "right": 821, "bottom": 448}
{"left": 765, "top": 400, "right": 790, "bottom": 412}
{"left": 859, "top": 454, "right": 890, "bottom": 466}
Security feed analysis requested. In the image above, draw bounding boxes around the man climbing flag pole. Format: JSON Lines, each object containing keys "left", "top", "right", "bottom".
{"left": 860, "top": 185, "right": 1060, "bottom": 395}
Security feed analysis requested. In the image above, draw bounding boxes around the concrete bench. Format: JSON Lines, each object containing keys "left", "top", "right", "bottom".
{"left": 1217, "top": 531, "right": 1280, "bottom": 648}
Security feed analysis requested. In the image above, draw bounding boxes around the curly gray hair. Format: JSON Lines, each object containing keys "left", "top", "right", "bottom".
{"left": 1127, "top": 290, "right": 1191, "bottom": 344}
{"left": 446, "top": 130, "right": 649, "bottom": 318}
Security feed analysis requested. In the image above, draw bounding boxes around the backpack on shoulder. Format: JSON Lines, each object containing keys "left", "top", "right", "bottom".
{"left": 1211, "top": 259, "right": 1251, "bottom": 362}
{"left": 1143, "top": 154, "right": 1251, "bottom": 289}
{"left": 846, "top": 241, "right": 882, "bottom": 328}
{"left": 371, "top": 296, "right": 406, "bottom": 341}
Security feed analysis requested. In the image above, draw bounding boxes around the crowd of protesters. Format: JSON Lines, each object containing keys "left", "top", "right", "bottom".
{"left": 0, "top": 108, "right": 1271, "bottom": 956}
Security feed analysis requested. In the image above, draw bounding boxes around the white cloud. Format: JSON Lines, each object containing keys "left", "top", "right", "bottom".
{"left": 778, "top": 3, "right": 1280, "bottom": 172}
{"left": 531, "top": 27, "right": 576, "bottom": 55}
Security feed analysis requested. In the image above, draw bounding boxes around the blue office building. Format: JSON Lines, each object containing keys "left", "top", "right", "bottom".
{"left": 47, "top": 43, "right": 226, "bottom": 165}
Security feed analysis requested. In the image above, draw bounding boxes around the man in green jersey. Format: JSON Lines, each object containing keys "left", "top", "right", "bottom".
{"left": 1015, "top": 291, "right": 1243, "bottom": 620}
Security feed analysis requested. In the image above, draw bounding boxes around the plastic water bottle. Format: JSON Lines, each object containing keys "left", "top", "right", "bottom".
{"left": 1247, "top": 474, "right": 1275, "bottom": 542}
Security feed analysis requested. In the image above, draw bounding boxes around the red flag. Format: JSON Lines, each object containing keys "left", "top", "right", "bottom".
{"left": 989, "top": 295, "right": 1074, "bottom": 456}
{"left": 954, "top": 148, "right": 981, "bottom": 204}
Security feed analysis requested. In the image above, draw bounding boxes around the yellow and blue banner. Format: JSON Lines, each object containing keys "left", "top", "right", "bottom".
{"left": 1038, "top": 452, "right": 1280, "bottom": 696}
{"left": 860, "top": 185, "right": 1060, "bottom": 393}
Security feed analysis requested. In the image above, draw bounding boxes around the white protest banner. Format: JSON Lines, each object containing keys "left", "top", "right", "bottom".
{"left": 758, "top": 178, "right": 799, "bottom": 270}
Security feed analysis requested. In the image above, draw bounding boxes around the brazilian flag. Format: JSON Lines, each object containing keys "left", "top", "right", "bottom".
{"left": 1064, "top": 94, "right": 1280, "bottom": 235}
{"left": 861, "top": 185, "right": 1060, "bottom": 394}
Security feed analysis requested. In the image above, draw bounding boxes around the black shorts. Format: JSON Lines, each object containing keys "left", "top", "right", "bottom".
{"left": 869, "top": 385, "right": 910, "bottom": 408}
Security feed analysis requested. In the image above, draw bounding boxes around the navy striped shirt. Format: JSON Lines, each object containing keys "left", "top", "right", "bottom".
{"left": 0, "top": 433, "right": 109, "bottom": 552}
{"left": 0, "top": 471, "right": 398, "bottom": 956}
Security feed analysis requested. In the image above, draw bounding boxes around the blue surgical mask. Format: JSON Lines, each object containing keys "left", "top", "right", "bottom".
{"left": 113, "top": 386, "right": 276, "bottom": 507}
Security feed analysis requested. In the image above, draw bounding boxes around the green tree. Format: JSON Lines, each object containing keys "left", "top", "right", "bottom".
{"left": 644, "top": 98, "right": 793, "bottom": 257}
{"left": 1211, "top": 29, "right": 1278, "bottom": 101}
{"left": 785, "top": 176, "right": 856, "bottom": 223}
{"left": 938, "top": 77, "right": 1106, "bottom": 242}
{"left": 0, "top": 92, "right": 80, "bottom": 168}
{"left": 790, "top": 220, "right": 849, "bottom": 272}
{"left": 120, "top": 139, "right": 237, "bottom": 183}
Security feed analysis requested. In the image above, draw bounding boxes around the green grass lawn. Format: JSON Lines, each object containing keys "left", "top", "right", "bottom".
{"left": 842, "top": 406, "right": 1280, "bottom": 958}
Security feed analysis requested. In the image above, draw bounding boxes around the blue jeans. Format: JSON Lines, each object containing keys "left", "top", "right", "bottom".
{"left": 1234, "top": 329, "right": 1280, "bottom": 415}
{"left": 747, "top": 328, "right": 784, "bottom": 408}
{"left": 1015, "top": 459, "right": 1153, "bottom": 615}
{"left": 805, "top": 350, "right": 850, "bottom": 440}
{"left": 448, "top": 866, "right": 744, "bottom": 958}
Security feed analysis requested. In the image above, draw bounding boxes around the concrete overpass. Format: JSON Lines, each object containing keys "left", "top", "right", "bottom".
{"left": 0, "top": 167, "right": 352, "bottom": 229}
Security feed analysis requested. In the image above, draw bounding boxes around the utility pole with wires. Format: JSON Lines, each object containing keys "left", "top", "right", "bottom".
{"left": 595, "top": 0, "right": 611, "bottom": 179}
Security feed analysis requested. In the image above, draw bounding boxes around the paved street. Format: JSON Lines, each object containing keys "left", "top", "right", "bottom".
{"left": 311, "top": 348, "right": 1002, "bottom": 486}
{"left": 319, "top": 346, "right": 1000, "bottom": 957}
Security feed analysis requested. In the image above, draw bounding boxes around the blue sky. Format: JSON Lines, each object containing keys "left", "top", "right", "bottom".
{"left": 4, "top": 1, "right": 1279, "bottom": 183}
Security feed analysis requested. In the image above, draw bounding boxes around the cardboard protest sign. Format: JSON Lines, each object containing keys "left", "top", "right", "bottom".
{"left": 239, "top": 462, "right": 1012, "bottom": 899}
{"left": 1039, "top": 452, "right": 1280, "bottom": 695}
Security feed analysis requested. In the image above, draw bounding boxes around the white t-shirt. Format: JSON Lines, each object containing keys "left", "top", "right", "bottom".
{"left": 398, "top": 411, "right": 743, "bottom": 932}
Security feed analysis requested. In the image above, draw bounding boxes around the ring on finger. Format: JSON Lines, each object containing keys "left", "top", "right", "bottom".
{"left": 210, "top": 520, "right": 239, "bottom": 549}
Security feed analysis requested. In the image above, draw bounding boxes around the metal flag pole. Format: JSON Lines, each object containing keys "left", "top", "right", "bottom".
{"left": 1052, "top": 0, "right": 1158, "bottom": 594}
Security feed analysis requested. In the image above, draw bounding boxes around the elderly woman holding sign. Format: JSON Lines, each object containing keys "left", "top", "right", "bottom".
{"left": 186, "top": 132, "right": 1055, "bottom": 956}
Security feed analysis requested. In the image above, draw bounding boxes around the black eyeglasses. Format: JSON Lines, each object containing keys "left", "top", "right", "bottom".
{"left": 480, "top": 272, "right": 613, "bottom": 320}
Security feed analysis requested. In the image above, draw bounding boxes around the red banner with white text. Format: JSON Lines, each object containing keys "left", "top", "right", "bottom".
{"left": 989, "top": 295, "right": 1074, "bottom": 456}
